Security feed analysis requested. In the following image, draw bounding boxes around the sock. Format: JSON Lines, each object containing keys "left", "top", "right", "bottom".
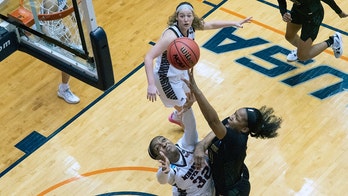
{"left": 325, "top": 36, "right": 334, "bottom": 47}
{"left": 59, "top": 83, "right": 69, "bottom": 91}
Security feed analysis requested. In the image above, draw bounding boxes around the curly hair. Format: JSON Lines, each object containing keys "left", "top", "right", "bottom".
{"left": 167, "top": 4, "right": 205, "bottom": 30}
{"left": 250, "top": 106, "right": 282, "bottom": 139}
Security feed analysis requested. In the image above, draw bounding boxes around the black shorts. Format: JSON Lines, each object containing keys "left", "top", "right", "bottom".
{"left": 222, "top": 164, "right": 251, "bottom": 196}
{"left": 290, "top": 5, "right": 324, "bottom": 41}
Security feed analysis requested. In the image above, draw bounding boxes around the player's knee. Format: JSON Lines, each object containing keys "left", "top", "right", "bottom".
{"left": 284, "top": 34, "right": 294, "bottom": 42}
{"left": 297, "top": 53, "right": 310, "bottom": 61}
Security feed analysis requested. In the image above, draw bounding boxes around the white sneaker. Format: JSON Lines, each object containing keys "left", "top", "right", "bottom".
{"left": 57, "top": 86, "right": 80, "bottom": 104}
{"left": 287, "top": 49, "right": 298, "bottom": 62}
{"left": 332, "top": 32, "right": 343, "bottom": 58}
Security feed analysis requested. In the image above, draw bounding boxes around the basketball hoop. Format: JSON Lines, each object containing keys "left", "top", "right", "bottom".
{"left": 8, "top": 0, "right": 83, "bottom": 50}
{"left": 37, "top": 0, "right": 80, "bottom": 21}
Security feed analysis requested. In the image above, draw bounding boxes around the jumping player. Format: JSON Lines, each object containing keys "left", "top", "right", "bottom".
{"left": 277, "top": 0, "right": 347, "bottom": 62}
{"left": 184, "top": 69, "right": 282, "bottom": 195}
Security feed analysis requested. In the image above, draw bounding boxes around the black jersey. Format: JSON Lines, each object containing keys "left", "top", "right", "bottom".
{"left": 277, "top": 0, "right": 342, "bottom": 16}
{"left": 208, "top": 117, "right": 249, "bottom": 195}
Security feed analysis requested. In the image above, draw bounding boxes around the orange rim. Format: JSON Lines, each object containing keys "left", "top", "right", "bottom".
{"left": 38, "top": 6, "right": 75, "bottom": 21}
{"left": 20, "top": 0, "right": 81, "bottom": 21}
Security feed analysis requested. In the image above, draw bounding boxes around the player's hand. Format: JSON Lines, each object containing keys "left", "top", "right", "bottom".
{"left": 183, "top": 68, "right": 197, "bottom": 91}
{"left": 179, "top": 92, "right": 196, "bottom": 115}
{"left": 236, "top": 16, "right": 253, "bottom": 28}
{"left": 193, "top": 143, "right": 207, "bottom": 170}
{"left": 338, "top": 11, "right": 348, "bottom": 18}
{"left": 282, "top": 12, "right": 292, "bottom": 22}
{"left": 147, "top": 85, "right": 158, "bottom": 102}
{"left": 158, "top": 151, "right": 170, "bottom": 174}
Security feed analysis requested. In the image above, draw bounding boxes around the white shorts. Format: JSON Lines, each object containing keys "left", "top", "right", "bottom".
{"left": 154, "top": 72, "right": 190, "bottom": 108}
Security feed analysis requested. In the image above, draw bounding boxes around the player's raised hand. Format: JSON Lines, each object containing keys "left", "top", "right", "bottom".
{"left": 158, "top": 151, "right": 170, "bottom": 174}
{"left": 193, "top": 143, "right": 207, "bottom": 170}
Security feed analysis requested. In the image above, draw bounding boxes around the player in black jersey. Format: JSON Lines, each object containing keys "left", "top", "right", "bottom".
{"left": 184, "top": 69, "right": 282, "bottom": 196}
{"left": 277, "top": 0, "right": 347, "bottom": 62}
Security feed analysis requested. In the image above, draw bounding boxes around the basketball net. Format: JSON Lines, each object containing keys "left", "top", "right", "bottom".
{"left": 21, "top": 0, "right": 83, "bottom": 50}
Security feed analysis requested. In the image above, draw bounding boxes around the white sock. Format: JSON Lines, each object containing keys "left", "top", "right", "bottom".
{"left": 59, "top": 83, "right": 69, "bottom": 91}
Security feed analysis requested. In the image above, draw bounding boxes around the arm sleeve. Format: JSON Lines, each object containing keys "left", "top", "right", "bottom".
{"left": 156, "top": 168, "right": 175, "bottom": 184}
{"left": 321, "top": 0, "right": 342, "bottom": 14}
{"left": 277, "top": 0, "right": 288, "bottom": 16}
{"left": 177, "top": 108, "right": 198, "bottom": 151}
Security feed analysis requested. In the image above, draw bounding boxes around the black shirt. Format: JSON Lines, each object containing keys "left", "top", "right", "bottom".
{"left": 208, "top": 117, "right": 249, "bottom": 194}
{"left": 277, "top": 0, "right": 342, "bottom": 16}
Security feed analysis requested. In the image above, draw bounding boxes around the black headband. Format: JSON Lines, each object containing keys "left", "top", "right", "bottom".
{"left": 148, "top": 144, "right": 157, "bottom": 160}
{"left": 246, "top": 107, "right": 262, "bottom": 134}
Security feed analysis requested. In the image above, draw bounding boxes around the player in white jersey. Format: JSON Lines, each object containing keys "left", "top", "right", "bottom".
{"left": 144, "top": 1, "right": 252, "bottom": 127}
{"left": 148, "top": 93, "right": 214, "bottom": 195}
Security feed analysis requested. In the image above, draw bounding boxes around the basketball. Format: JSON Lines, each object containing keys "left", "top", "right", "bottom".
{"left": 167, "top": 37, "right": 200, "bottom": 70}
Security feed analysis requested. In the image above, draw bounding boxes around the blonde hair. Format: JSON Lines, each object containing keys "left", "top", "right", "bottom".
{"left": 167, "top": 9, "right": 204, "bottom": 30}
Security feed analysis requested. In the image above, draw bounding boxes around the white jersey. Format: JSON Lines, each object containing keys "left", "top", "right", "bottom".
{"left": 153, "top": 25, "right": 195, "bottom": 107}
{"left": 154, "top": 25, "right": 195, "bottom": 78}
{"left": 156, "top": 109, "right": 214, "bottom": 196}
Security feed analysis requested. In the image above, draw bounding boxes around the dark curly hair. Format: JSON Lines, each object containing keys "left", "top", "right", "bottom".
{"left": 250, "top": 106, "right": 282, "bottom": 139}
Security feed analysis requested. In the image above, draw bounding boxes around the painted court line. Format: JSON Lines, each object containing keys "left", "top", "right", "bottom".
{"left": 37, "top": 166, "right": 157, "bottom": 195}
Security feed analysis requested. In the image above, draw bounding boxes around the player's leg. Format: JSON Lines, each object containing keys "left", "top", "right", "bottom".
{"left": 226, "top": 164, "right": 251, "bottom": 196}
{"left": 296, "top": 9, "right": 340, "bottom": 61}
{"left": 297, "top": 37, "right": 326, "bottom": 61}
{"left": 57, "top": 72, "right": 80, "bottom": 104}
{"left": 169, "top": 73, "right": 192, "bottom": 127}
{"left": 285, "top": 22, "right": 302, "bottom": 48}
{"left": 331, "top": 32, "right": 343, "bottom": 58}
{"left": 284, "top": 22, "right": 302, "bottom": 62}
{"left": 154, "top": 73, "right": 188, "bottom": 127}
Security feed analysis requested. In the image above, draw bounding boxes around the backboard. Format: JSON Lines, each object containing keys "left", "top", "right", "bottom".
{"left": 0, "top": 0, "right": 114, "bottom": 90}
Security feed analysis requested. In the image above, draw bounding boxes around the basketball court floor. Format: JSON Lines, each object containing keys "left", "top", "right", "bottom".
{"left": 0, "top": 0, "right": 348, "bottom": 195}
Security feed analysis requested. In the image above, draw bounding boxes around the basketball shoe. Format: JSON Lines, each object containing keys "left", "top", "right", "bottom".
{"left": 331, "top": 32, "right": 343, "bottom": 58}
{"left": 287, "top": 49, "right": 298, "bottom": 62}
{"left": 57, "top": 84, "right": 80, "bottom": 104}
{"left": 168, "top": 111, "right": 183, "bottom": 127}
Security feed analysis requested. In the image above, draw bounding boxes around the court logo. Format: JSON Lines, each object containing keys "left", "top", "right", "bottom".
{"left": 203, "top": 27, "right": 348, "bottom": 100}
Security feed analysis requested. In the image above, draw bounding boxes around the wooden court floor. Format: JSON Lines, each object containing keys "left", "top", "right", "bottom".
{"left": 1, "top": 0, "right": 348, "bottom": 195}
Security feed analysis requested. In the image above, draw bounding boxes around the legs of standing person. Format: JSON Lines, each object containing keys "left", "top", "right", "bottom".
{"left": 57, "top": 72, "right": 80, "bottom": 104}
